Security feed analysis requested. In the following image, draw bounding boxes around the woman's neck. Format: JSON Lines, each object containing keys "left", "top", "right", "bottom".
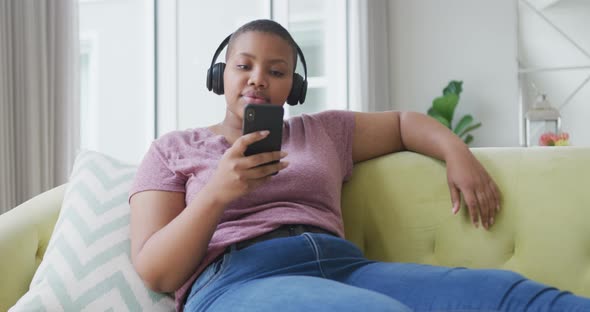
{"left": 209, "top": 113, "right": 243, "bottom": 145}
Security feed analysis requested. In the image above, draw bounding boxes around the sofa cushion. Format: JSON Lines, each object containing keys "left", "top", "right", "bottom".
{"left": 341, "top": 147, "right": 590, "bottom": 298}
{"left": 9, "top": 150, "right": 174, "bottom": 311}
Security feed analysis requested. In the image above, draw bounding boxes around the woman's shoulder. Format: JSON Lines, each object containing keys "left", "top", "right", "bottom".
{"left": 154, "top": 127, "right": 211, "bottom": 145}
{"left": 289, "top": 109, "right": 353, "bottom": 120}
{"left": 287, "top": 109, "right": 355, "bottom": 128}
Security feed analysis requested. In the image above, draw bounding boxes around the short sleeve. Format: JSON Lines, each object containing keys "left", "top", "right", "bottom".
{"left": 128, "top": 141, "right": 187, "bottom": 201}
{"left": 309, "top": 110, "right": 355, "bottom": 181}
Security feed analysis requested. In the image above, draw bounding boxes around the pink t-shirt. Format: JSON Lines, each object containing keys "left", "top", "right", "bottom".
{"left": 129, "top": 110, "right": 355, "bottom": 311}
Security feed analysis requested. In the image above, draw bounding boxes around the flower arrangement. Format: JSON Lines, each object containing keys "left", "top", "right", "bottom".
{"left": 539, "top": 132, "right": 570, "bottom": 146}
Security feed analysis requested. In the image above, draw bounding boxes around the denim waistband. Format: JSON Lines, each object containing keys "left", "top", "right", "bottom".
{"left": 229, "top": 224, "right": 337, "bottom": 252}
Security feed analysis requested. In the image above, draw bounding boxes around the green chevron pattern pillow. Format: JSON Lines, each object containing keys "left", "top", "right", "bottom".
{"left": 10, "top": 150, "right": 175, "bottom": 311}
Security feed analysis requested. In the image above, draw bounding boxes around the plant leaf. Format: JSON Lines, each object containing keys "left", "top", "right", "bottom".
{"left": 443, "top": 80, "right": 463, "bottom": 96}
{"left": 427, "top": 107, "right": 438, "bottom": 117}
{"left": 453, "top": 115, "right": 474, "bottom": 135}
{"left": 428, "top": 108, "right": 451, "bottom": 128}
{"left": 464, "top": 134, "right": 474, "bottom": 145}
{"left": 433, "top": 115, "right": 451, "bottom": 129}
{"left": 458, "top": 122, "right": 482, "bottom": 138}
{"left": 433, "top": 94, "right": 459, "bottom": 124}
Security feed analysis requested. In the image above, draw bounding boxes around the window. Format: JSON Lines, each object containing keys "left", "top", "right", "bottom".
{"left": 79, "top": 36, "right": 97, "bottom": 153}
{"left": 175, "top": 0, "right": 270, "bottom": 130}
{"left": 273, "top": 0, "right": 348, "bottom": 117}
{"left": 79, "top": 0, "right": 155, "bottom": 164}
{"left": 79, "top": 0, "right": 349, "bottom": 162}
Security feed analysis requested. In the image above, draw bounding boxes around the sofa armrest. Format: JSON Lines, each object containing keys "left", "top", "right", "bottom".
{"left": 0, "top": 184, "right": 66, "bottom": 311}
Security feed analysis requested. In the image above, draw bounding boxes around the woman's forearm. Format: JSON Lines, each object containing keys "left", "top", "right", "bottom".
{"left": 398, "top": 111, "right": 470, "bottom": 161}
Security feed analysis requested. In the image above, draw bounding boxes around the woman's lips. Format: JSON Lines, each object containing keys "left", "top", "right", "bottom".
{"left": 242, "top": 96, "right": 269, "bottom": 104}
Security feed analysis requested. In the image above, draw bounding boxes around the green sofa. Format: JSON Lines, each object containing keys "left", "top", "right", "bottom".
{"left": 1, "top": 147, "right": 590, "bottom": 310}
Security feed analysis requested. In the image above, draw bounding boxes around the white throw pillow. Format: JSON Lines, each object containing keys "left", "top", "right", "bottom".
{"left": 10, "top": 150, "right": 175, "bottom": 311}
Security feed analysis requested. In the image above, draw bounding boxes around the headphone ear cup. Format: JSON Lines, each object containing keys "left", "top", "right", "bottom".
{"left": 206, "top": 67, "right": 213, "bottom": 91}
{"left": 209, "top": 62, "right": 226, "bottom": 95}
{"left": 287, "top": 73, "right": 305, "bottom": 105}
{"left": 299, "top": 79, "right": 307, "bottom": 104}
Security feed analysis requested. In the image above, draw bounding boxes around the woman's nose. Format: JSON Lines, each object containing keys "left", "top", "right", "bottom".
{"left": 248, "top": 69, "right": 268, "bottom": 88}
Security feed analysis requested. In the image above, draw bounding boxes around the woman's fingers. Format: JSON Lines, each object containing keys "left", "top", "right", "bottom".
{"left": 232, "top": 130, "right": 270, "bottom": 156}
{"left": 463, "top": 190, "right": 480, "bottom": 228}
{"left": 490, "top": 179, "right": 501, "bottom": 212}
{"left": 245, "top": 150, "right": 288, "bottom": 168}
{"left": 484, "top": 181, "right": 497, "bottom": 226}
{"left": 476, "top": 190, "right": 490, "bottom": 229}
{"left": 215, "top": 131, "right": 288, "bottom": 194}
{"left": 245, "top": 160, "right": 290, "bottom": 180}
{"left": 462, "top": 181, "right": 499, "bottom": 230}
{"left": 448, "top": 183, "right": 461, "bottom": 215}
{"left": 480, "top": 173, "right": 500, "bottom": 229}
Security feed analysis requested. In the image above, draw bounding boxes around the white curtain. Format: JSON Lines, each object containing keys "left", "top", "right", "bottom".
{"left": 0, "top": 0, "right": 79, "bottom": 214}
{"left": 348, "top": 0, "right": 392, "bottom": 112}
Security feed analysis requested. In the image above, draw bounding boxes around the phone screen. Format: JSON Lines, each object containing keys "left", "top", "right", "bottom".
{"left": 242, "top": 104, "right": 284, "bottom": 160}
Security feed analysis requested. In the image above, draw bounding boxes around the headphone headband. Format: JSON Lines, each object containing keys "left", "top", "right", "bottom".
{"left": 209, "top": 34, "right": 232, "bottom": 74}
{"left": 294, "top": 43, "right": 308, "bottom": 83}
{"left": 207, "top": 32, "right": 308, "bottom": 105}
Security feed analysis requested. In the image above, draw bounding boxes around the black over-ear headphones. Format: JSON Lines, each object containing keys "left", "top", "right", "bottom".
{"left": 206, "top": 34, "right": 308, "bottom": 106}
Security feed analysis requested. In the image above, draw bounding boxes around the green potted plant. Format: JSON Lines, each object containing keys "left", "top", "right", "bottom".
{"left": 427, "top": 80, "right": 481, "bottom": 145}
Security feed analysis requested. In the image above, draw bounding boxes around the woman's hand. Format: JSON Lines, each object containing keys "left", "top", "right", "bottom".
{"left": 445, "top": 149, "right": 501, "bottom": 230}
{"left": 205, "top": 130, "right": 289, "bottom": 206}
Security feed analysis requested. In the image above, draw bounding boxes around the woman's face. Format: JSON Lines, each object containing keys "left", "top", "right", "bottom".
{"left": 223, "top": 31, "right": 295, "bottom": 120}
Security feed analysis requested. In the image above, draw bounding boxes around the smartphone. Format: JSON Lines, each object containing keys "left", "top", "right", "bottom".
{"left": 242, "top": 104, "right": 284, "bottom": 167}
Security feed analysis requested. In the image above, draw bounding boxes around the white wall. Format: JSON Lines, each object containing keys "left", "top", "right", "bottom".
{"left": 388, "top": 0, "right": 520, "bottom": 147}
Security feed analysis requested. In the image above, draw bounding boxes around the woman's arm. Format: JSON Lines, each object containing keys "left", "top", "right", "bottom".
{"left": 130, "top": 187, "right": 226, "bottom": 293}
{"left": 130, "top": 131, "right": 288, "bottom": 293}
{"left": 352, "top": 111, "right": 500, "bottom": 230}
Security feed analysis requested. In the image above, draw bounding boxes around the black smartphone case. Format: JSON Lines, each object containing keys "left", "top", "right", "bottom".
{"left": 242, "top": 104, "right": 284, "bottom": 159}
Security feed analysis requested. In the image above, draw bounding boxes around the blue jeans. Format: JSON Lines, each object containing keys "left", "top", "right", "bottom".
{"left": 185, "top": 233, "right": 590, "bottom": 311}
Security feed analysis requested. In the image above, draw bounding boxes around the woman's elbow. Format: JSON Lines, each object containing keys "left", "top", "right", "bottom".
{"left": 132, "top": 255, "right": 177, "bottom": 293}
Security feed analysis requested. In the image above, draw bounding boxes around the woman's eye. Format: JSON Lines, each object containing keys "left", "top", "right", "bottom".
{"left": 237, "top": 64, "right": 249, "bottom": 70}
{"left": 270, "top": 70, "right": 285, "bottom": 77}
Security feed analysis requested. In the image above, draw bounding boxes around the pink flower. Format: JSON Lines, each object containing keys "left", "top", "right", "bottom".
{"left": 558, "top": 132, "right": 569, "bottom": 141}
{"left": 539, "top": 132, "right": 570, "bottom": 146}
{"left": 539, "top": 133, "right": 555, "bottom": 146}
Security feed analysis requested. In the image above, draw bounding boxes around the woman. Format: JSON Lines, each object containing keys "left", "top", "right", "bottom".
{"left": 129, "top": 19, "right": 590, "bottom": 312}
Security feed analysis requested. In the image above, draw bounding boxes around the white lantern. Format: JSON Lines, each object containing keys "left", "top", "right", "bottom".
{"left": 524, "top": 94, "right": 561, "bottom": 147}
